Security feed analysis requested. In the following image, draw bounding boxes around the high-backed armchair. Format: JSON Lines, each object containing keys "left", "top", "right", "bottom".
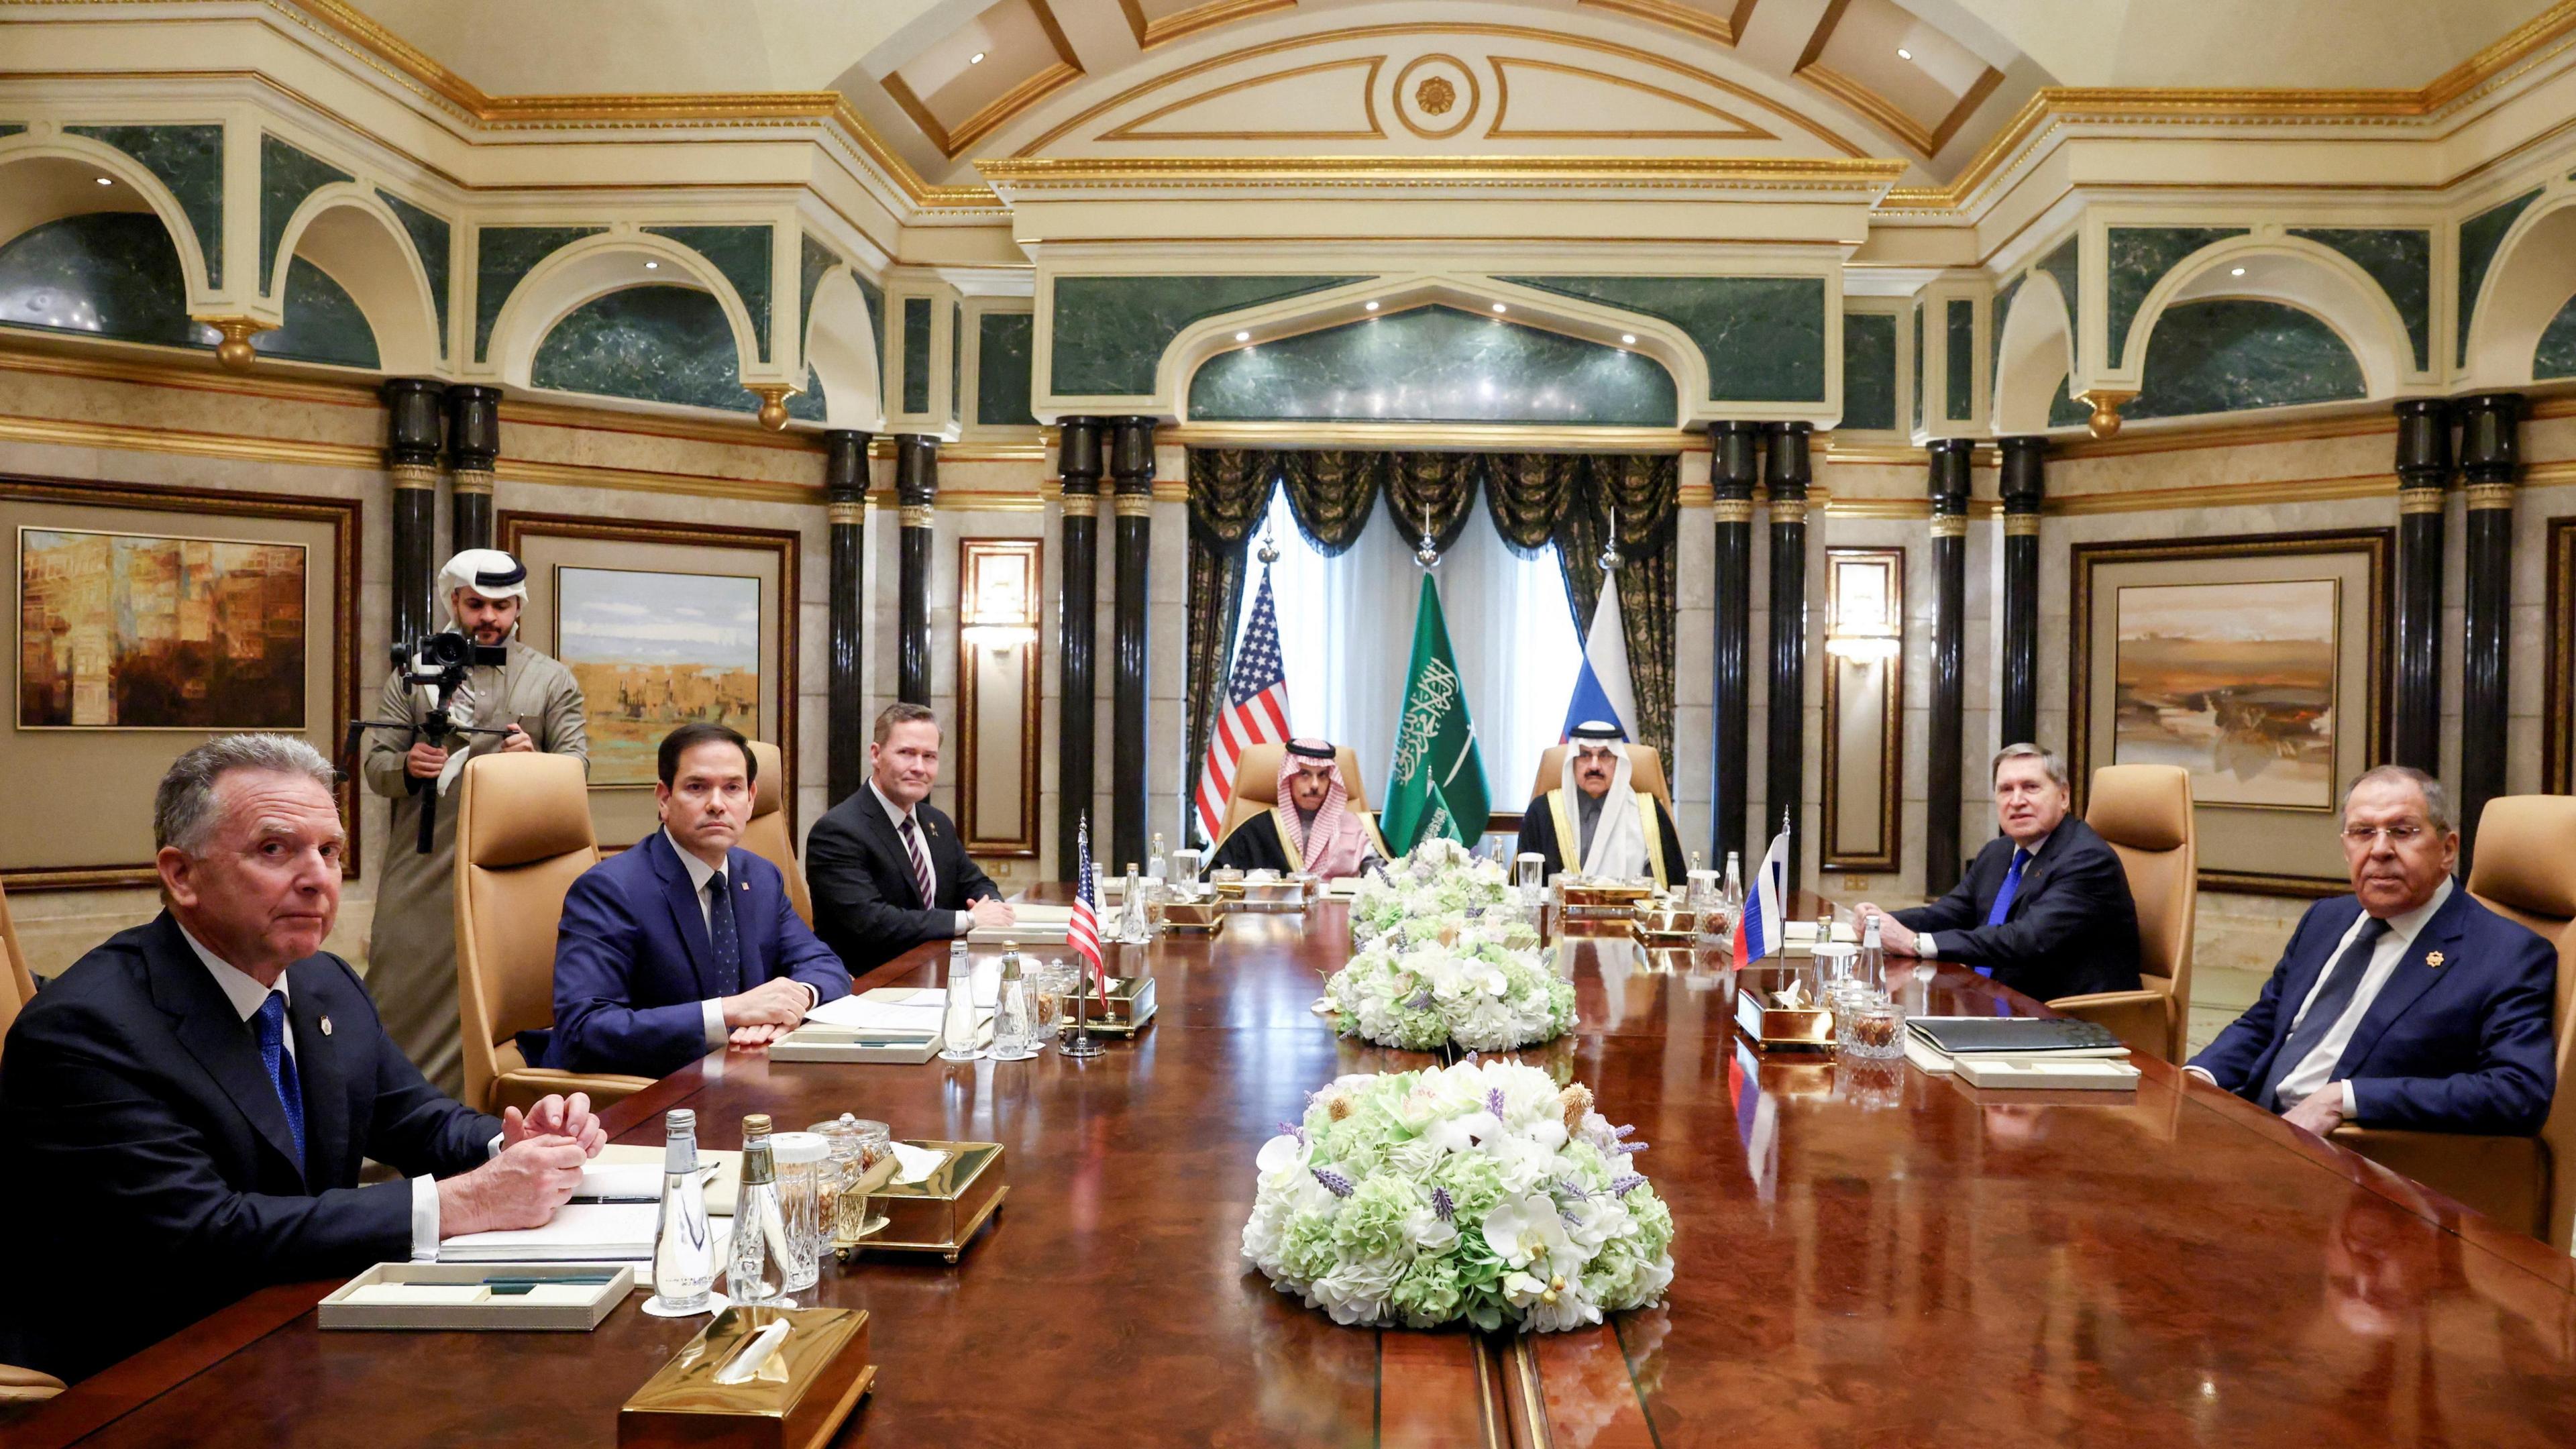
{"left": 2334, "top": 794, "right": 2576, "bottom": 1250}
{"left": 453, "top": 753, "right": 653, "bottom": 1115}
{"left": 737, "top": 740, "right": 812, "bottom": 926}
{"left": 2050, "top": 765, "right": 2196, "bottom": 1062}
{"left": 1214, "top": 741, "right": 1389, "bottom": 859}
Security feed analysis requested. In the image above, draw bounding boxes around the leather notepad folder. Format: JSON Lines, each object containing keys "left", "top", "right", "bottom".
{"left": 1907, "top": 1017, "right": 2127, "bottom": 1056}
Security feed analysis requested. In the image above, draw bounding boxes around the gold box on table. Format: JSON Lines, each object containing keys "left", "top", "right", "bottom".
{"left": 1560, "top": 881, "right": 1653, "bottom": 924}
{"left": 865, "top": 1140, "right": 1008, "bottom": 1263}
{"left": 1152, "top": 899, "right": 1226, "bottom": 934}
{"left": 1633, "top": 907, "right": 1700, "bottom": 945}
{"left": 618, "top": 1304, "right": 873, "bottom": 1449}
{"left": 1732, "top": 969, "right": 1833, "bottom": 1051}
{"left": 1063, "top": 973, "right": 1158, "bottom": 1034}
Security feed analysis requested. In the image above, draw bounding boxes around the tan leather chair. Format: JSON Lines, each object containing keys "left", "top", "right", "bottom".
{"left": 453, "top": 753, "right": 653, "bottom": 1116}
{"left": 2049, "top": 765, "right": 2196, "bottom": 1062}
{"left": 1214, "top": 741, "right": 1389, "bottom": 859}
{"left": 737, "top": 740, "right": 811, "bottom": 926}
{"left": 0, "top": 1362, "right": 64, "bottom": 1405}
{"left": 0, "top": 874, "right": 36, "bottom": 1071}
{"left": 1528, "top": 743, "right": 1674, "bottom": 816}
{"left": 2333, "top": 794, "right": 2576, "bottom": 1251}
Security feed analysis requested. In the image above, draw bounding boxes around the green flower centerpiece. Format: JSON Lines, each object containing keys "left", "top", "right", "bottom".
{"left": 1242, "top": 1061, "right": 1675, "bottom": 1332}
{"left": 1324, "top": 921, "right": 1575, "bottom": 1052}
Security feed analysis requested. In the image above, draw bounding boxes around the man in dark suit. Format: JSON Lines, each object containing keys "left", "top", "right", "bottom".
{"left": 2187, "top": 765, "right": 2557, "bottom": 1138}
{"left": 1856, "top": 743, "right": 2141, "bottom": 1000}
{"left": 805, "top": 702, "right": 1013, "bottom": 975}
{"left": 0, "top": 735, "right": 603, "bottom": 1383}
{"left": 546, "top": 723, "right": 851, "bottom": 1078}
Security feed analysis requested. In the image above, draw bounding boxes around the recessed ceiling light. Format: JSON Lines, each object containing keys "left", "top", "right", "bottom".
{"left": 645, "top": 260, "right": 659, "bottom": 270}
{"left": 970, "top": 51, "right": 986, "bottom": 64}
{"left": 1235, "top": 331, "right": 1250, "bottom": 341}
{"left": 1897, "top": 48, "right": 1913, "bottom": 60}
{"left": 2230, "top": 266, "right": 2245, "bottom": 276}
{"left": 1491, "top": 303, "right": 1507, "bottom": 313}
{"left": 95, "top": 176, "right": 113, "bottom": 186}
{"left": 1621, "top": 333, "right": 1637, "bottom": 345}
{"left": 1364, "top": 301, "right": 1380, "bottom": 311}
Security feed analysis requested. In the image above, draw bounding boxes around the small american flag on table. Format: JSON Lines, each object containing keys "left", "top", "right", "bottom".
{"left": 1069, "top": 814, "right": 1108, "bottom": 1005}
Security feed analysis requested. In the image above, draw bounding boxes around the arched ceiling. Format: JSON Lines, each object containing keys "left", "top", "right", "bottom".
{"left": 346, "top": 0, "right": 2561, "bottom": 186}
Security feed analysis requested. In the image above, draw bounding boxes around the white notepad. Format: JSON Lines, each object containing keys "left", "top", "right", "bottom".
{"left": 583, "top": 1146, "right": 744, "bottom": 1216}
{"left": 806, "top": 985, "right": 992, "bottom": 1033}
{"left": 438, "top": 1202, "right": 660, "bottom": 1263}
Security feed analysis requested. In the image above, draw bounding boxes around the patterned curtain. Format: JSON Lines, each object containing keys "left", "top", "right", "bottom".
{"left": 1380, "top": 451, "right": 1483, "bottom": 557}
{"left": 1181, "top": 449, "right": 1280, "bottom": 845}
{"left": 1482, "top": 453, "right": 1582, "bottom": 557}
{"left": 1277, "top": 450, "right": 1385, "bottom": 555}
{"left": 1549, "top": 453, "right": 1680, "bottom": 765}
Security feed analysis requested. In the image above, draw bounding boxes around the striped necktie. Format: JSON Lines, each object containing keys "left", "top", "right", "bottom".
{"left": 900, "top": 814, "right": 934, "bottom": 908}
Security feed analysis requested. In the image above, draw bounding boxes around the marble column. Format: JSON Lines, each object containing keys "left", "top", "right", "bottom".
{"left": 1057, "top": 420, "right": 1105, "bottom": 881}
{"left": 1997, "top": 436, "right": 2046, "bottom": 750}
{"left": 1110, "top": 417, "right": 1157, "bottom": 873}
{"left": 443, "top": 384, "right": 501, "bottom": 555}
{"left": 2457, "top": 392, "right": 2523, "bottom": 869}
{"left": 2391, "top": 399, "right": 2453, "bottom": 774}
{"left": 1764, "top": 421, "right": 1812, "bottom": 897}
{"left": 1709, "top": 421, "right": 1758, "bottom": 869}
{"left": 824, "top": 429, "right": 870, "bottom": 804}
{"left": 380, "top": 378, "right": 443, "bottom": 647}
{"left": 1925, "top": 437, "right": 1974, "bottom": 895}
{"left": 894, "top": 435, "right": 937, "bottom": 707}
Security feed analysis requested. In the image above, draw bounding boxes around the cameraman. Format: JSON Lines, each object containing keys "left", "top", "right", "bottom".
{"left": 362, "top": 548, "right": 588, "bottom": 1095}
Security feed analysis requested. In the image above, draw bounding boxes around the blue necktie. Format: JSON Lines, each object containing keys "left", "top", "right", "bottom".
{"left": 252, "top": 993, "right": 306, "bottom": 1168}
{"left": 2257, "top": 915, "right": 2393, "bottom": 1112}
{"left": 1969, "top": 847, "right": 2031, "bottom": 979}
{"left": 708, "top": 869, "right": 743, "bottom": 995}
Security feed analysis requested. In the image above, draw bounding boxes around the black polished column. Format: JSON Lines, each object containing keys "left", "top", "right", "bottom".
{"left": 824, "top": 429, "right": 871, "bottom": 803}
{"left": 381, "top": 378, "right": 443, "bottom": 646}
{"left": 1763, "top": 421, "right": 1812, "bottom": 897}
{"left": 2391, "top": 399, "right": 2453, "bottom": 773}
{"left": 1709, "top": 421, "right": 1758, "bottom": 868}
{"left": 1110, "top": 417, "right": 1157, "bottom": 873}
{"left": 1057, "top": 419, "right": 1105, "bottom": 881}
{"left": 2457, "top": 392, "right": 2522, "bottom": 869}
{"left": 894, "top": 435, "right": 937, "bottom": 706}
{"left": 1997, "top": 435, "right": 2046, "bottom": 749}
{"left": 1925, "top": 437, "right": 1974, "bottom": 895}
{"left": 443, "top": 384, "right": 500, "bottom": 553}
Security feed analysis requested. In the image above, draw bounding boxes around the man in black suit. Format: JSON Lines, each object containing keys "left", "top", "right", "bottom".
{"left": 0, "top": 735, "right": 605, "bottom": 1383}
{"left": 1856, "top": 743, "right": 2141, "bottom": 1000}
{"left": 805, "top": 702, "right": 1014, "bottom": 975}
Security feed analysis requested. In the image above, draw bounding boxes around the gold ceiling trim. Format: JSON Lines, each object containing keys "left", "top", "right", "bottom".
{"left": 0, "top": 412, "right": 381, "bottom": 472}
{"left": 496, "top": 456, "right": 820, "bottom": 505}
{"left": 2041, "top": 472, "right": 2394, "bottom": 517}
{"left": 1576, "top": 0, "right": 1760, "bottom": 50}
{"left": 887, "top": 55, "right": 1087, "bottom": 161}
{"left": 1119, "top": 0, "right": 1299, "bottom": 52}
{"left": 1165, "top": 421, "right": 1710, "bottom": 452}
{"left": 2424, "top": 0, "right": 2576, "bottom": 111}
{"left": 498, "top": 399, "right": 826, "bottom": 455}
{"left": 1098, "top": 56, "right": 1386, "bottom": 142}
{"left": 1487, "top": 55, "right": 1776, "bottom": 141}
{"left": 0, "top": 345, "right": 380, "bottom": 408}
{"left": 2049, "top": 409, "right": 2396, "bottom": 460}
{"left": 977, "top": 153, "right": 1907, "bottom": 191}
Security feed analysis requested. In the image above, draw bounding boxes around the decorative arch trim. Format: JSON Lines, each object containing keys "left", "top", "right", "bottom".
{"left": 0, "top": 133, "right": 216, "bottom": 299}
{"left": 483, "top": 229, "right": 762, "bottom": 390}
{"left": 265, "top": 183, "right": 442, "bottom": 376}
{"left": 2112, "top": 233, "right": 2414, "bottom": 398}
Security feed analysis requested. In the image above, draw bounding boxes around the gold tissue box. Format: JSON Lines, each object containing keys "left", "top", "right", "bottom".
{"left": 863, "top": 1140, "right": 1008, "bottom": 1263}
{"left": 618, "top": 1304, "right": 873, "bottom": 1449}
{"left": 1732, "top": 972, "right": 1834, "bottom": 1051}
{"left": 1152, "top": 899, "right": 1226, "bottom": 934}
{"left": 1633, "top": 907, "right": 1700, "bottom": 945}
{"left": 1060, "top": 974, "right": 1158, "bottom": 1035}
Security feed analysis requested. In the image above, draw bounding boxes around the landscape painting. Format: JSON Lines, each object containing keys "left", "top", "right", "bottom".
{"left": 557, "top": 566, "right": 761, "bottom": 785}
{"left": 18, "top": 527, "right": 307, "bottom": 729}
{"left": 2112, "top": 578, "right": 2339, "bottom": 809}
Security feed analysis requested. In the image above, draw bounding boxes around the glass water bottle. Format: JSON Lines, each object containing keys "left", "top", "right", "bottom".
{"left": 729, "top": 1114, "right": 792, "bottom": 1305}
{"left": 1720, "top": 852, "right": 1745, "bottom": 933}
{"left": 938, "top": 940, "right": 983, "bottom": 1061}
{"left": 1146, "top": 833, "right": 1167, "bottom": 888}
{"left": 650, "top": 1109, "right": 714, "bottom": 1313}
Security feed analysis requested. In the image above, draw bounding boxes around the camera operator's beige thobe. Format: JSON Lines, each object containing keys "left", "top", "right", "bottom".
{"left": 360, "top": 637, "right": 586, "bottom": 1098}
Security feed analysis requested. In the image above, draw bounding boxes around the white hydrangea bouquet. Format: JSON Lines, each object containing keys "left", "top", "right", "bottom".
{"left": 1242, "top": 1060, "right": 1675, "bottom": 1332}
{"left": 1348, "top": 837, "right": 1516, "bottom": 948}
{"left": 1324, "top": 921, "right": 1575, "bottom": 1052}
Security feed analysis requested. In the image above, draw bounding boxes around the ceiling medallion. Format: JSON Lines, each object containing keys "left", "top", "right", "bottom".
{"left": 1391, "top": 53, "right": 1479, "bottom": 140}
{"left": 1416, "top": 76, "right": 1456, "bottom": 115}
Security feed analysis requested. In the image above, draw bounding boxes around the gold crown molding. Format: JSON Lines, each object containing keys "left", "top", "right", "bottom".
{"left": 862, "top": 437, "right": 1050, "bottom": 462}
{"left": 863, "top": 487, "right": 1053, "bottom": 513}
{"left": 1099, "top": 56, "right": 1386, "bottom": 142}
{"left": 1488, "top": 55, "right": 1776, "bottom": 142}
{"left": 0, "top": 343, "right": 382, "bottom": 407}
{"left": 498, "top": 398, "right": 826, "bottom": 454}
{"left": 2047, "top": 407, "right": 2396, "bottom": 460}
{"left": 2040, "top": 472, "right": 2394, "bottom": 518}
{"left": 977, "top": 154, "right": 1907, "bottom": 192}
{"left": 2424, "top": 0, "right": 2576, "bottom": 112}
{"left": 1163, "top": 421, "right": 1713, "bottom": 452}
{"left": 0, "top": 412, "right": 380, "bottom": 471}
{"left": 1827, "top": 496, "right": 1932, "bottom": 520}
{"left": 1576, "top": 0, "right": 1759, "bottom": 50}
{"left": 496, "top": 456, "right": 819, "bottom": 506}
{"left": 1120, "top": 0, "right": 1299, "bottom": 52}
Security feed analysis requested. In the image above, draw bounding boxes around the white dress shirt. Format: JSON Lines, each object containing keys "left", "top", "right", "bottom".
{"left": 667, "top": 828, "right": 818, "bottom": 1048}
{"left": 2188, "top": 877, "right": 2453, "bottom": 1118}
{"left": 1919, "top": 827, "right": 2054, "bottom": 961}
{"left": 178, "top": 926, "right": 492, "bottom": 1262}
{"left": 869, "top": 780, "right": 973, "bottom": 936}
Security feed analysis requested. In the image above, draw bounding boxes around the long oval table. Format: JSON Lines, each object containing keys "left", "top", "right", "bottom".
{"left": 15, "top": 899, "right": 2576, "bottom": 1447}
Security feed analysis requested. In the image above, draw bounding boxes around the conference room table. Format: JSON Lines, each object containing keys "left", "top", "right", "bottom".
{"left": 17, "top": 892, "right": 2576, "bottom": 1448}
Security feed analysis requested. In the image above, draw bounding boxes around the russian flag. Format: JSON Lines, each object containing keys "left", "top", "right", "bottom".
{"left": 1560, "top": 584, "right": 1638, "bottom": 742}
{"left": 1732, "top": 828, "right": 1789, "bottom": 967}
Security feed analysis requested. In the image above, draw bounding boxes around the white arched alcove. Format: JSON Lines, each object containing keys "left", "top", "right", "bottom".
{"left": 0, "top": 136, "right": 213, "bottom": 299}
{"left": 1992, "top": 270, "right": 2074, "bottom": 435}
{"left": 2118, "top": 235, "right": 2412, "bottom": 398}
{"left": 484, "top": 230, "right": 761, "bottom": 389}
{"left": 2463, "top": 189, "right": 2576, "bottom": 386}
{"left": 803, "top": 266, "right": 885, "bottom": 431}
{"left": 266, "top": 184, "right": 443, "bottom": 375}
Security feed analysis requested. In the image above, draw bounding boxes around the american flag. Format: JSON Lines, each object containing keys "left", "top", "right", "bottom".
{"left": 1068, "top": 814, "right": 1108, "bottom": 1004}
{"left": 1193, "top": 564, "right": 1291, "bottom": 843}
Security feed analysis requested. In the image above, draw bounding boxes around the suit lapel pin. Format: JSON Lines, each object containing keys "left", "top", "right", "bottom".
{"left": 319, "top": 1015, "right": 333, "bottom": 1036}
{"left": 2424, "top": 951, "right": 2444, "bottom": 969}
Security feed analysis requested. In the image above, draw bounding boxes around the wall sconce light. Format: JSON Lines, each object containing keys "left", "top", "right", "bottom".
{"left": 957, "top": 538, "right": 1044, "bottom": 857}
{"left": 1823, "top": 553, "right": 1902, "bottom": 661}
{"left": 961, "top": 539, "right": 1040, "bottom": 647}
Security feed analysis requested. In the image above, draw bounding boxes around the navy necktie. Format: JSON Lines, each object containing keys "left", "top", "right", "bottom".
{"left": 1985, "top": 847, "right": 2031, "bottom": 927}
{"left": 708, "top": 869, "right": 743, "bottom": 995}
{"left": 252, "top": 993, "right": 305, "bottom": 1168}
{"left": 2259, "top": 914, "right": 2393, "bottom": 1111}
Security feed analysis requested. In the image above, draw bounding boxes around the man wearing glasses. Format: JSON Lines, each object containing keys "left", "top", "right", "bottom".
{"left": 2186, "top": 765, "right": 2557, "bottom": 1138}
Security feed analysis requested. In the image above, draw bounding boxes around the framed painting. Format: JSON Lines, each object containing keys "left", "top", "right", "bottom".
{"left": 4, "top": 475, "right": 359, "bottom": 890}
{"left": 2070, "top": 530, "right": 2390, "bottom": 896}
{"left": 496, "top": 512, "right": 798, "bottom": 849}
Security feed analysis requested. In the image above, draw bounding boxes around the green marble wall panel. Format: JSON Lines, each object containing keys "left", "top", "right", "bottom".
{"left": 474, "top": 224, "right": 603, "bottom": 361}
{"left": 2106, "top": 227, "right": 2246, "bottom": 364}
{"left": 978, "top": 310, "right": 1036, "bottom": 427}
{"left": 256, "top": 133, "right": 350, "bottom": 294}
{"left": 1840, "top": 311, "right": 1896, "bottom": 431}
{"left": 798, "top": 234, "right": 839, "bottom": 332}
{"left": 2047, "top": 376, "right": 2087, "bottom": 429}
{"left": 2127, "top": 299, "right": 2363, "bottom": 421}
{"left": 1944, "top": 298, "right": 1974, "bottom": 422}
{"left": 2034, "top": 237, "right": 2080, "bottom": 342}
{"left": 2457, "top": 189, "right": 2542, "bottom": 367}
{"left": 0, "top": 212, "right": 199, "bottom": 347}
{"left": 949, "top": 301, "right": 963, "bottom": 425}
{"left": 1050, "top": 274, "right": 1364, "bottom": 396}
{"left": 901, "top": 297, "right": 932, "bottom": 414}
{"left": 2535, "top": 291, "right": 2576, "bottom": 379}
{"left": 252, "top": 256, "right": 378, "bottom": 369}
{"left": 65, "top": 124, "right": 223, "bottom": 288}
{"left": 1187, "top": 305, "right": 1676, "bottom": 426}
{"left": 0, "top": 125, "right": 23, "bottom": 140}
{"left": 855, "top": 272, "right": 886, "bottom": 378}
{"left": 531, "top": 283, "right": 752, "bottom": 414}
{"left": 646, "top": 225, "right": 773, "bottom": 362}
{"left": 1500, "top": 274, "right": 1826, "bottom": 402}
{"left": 2289, "top": 226, "right": 2430, "bottom": 370}
{"left": 376, "top": 189, "right": 451, "bottom": 358}
{"left": 1988, "top": 273, "right": 2021, "bottom": 404}
{"left": 1909, "top": 301, "right": 1923, "bottom": 433}
{"left": 787, "top": 365, "right": 828, "bottom": 423}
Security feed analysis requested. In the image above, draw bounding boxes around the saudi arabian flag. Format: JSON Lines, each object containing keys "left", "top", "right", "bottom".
{"left": 1381, "top": 574, "right": 1490, "bottom": 853}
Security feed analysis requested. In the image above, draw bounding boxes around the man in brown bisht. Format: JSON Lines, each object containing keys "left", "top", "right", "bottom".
{"left": 1210, "top": 739, "right": 1388, "bottom": 878}
{"left": 362, "top": 548, "right": 586, "bottom": 1095}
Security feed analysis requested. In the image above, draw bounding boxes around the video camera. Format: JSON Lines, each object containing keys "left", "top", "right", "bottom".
{"left": 342, "top": 631, "right": 517, "bottom": 853}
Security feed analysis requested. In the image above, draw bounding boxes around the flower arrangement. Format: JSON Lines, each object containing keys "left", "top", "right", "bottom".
{"left": 1348, "top": 838, "right": 1516, "bottom": 948}
{"left": 1242, "top": 1060, "right": 1675, "bottom": 1332}
{"left": 1325, "top": 922, "right": 1574, "bottom": 1052}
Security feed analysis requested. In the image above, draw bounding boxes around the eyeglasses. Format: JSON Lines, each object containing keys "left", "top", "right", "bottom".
{"left": 2340, "top": 824, "right": 2429, "bottom": 847}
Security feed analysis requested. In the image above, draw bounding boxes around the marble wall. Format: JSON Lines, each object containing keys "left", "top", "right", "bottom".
{"left": 1047, "top": 274, "right": 1364, "bottom": 398}
{"left": 2127, "top": 299, "right": 2366, "bottom": 421}
{"left": 1499, "top": 276, "right": 1827, "bottom": 405}
{"left": 1842, "top": 313, "right": 1896, "bottom": 433}
{"left": 1187, "top": 305, "right": 1677, "bottom": 426}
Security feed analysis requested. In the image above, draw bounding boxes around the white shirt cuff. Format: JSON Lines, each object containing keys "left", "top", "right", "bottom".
{"left": 797, "top": 980, "right": 818, "bottom": 1012}
{"left": 2181, "top": 1065, "right": 2216, "bottom": 1085}
{"left": 2341, "top": 1080, "right": 2357, "bottom": 1118}
{"left": 413, "top": 1134, "right": 501, "bottom": 1260}
{"left": 702, "top": 998, "right": 727, "bottom": 1048}
{"left": 955, "top": 910, "right": 973, "bottom": 935}
{"left": 1917, "top": 931, "right": 1937, "bottom": 959}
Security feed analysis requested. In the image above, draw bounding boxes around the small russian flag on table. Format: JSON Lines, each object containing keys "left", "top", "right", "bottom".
{"left": 1733, "top": 828, "right": 1790, "bottom": 968}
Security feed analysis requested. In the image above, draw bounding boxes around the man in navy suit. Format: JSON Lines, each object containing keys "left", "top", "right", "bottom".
{"left": 2188, "top": 765, "right": 2557, "bottom": 1138}
{"left": 546, "top": 722, "right": 851, "bottom": 1078}
{"left": 1, "top": 735, "right": 604, "bottom": 1383}
{"left": 804, "top": 702, "right": 1013, "bottom": 975}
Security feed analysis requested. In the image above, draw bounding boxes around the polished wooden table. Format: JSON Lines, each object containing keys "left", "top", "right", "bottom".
{"left": 18, "top": 901, "right": 2576, "bottom": 1447}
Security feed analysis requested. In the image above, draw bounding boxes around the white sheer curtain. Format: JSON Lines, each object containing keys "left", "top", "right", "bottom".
{"left": 1238, "top": 486, "right": 1580, "bottom": 815}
